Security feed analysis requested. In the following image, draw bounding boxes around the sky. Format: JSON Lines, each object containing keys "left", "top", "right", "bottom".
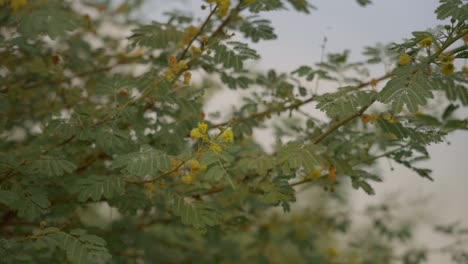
{"left": 140, "top": 0, "right": 468, "bottom": 262}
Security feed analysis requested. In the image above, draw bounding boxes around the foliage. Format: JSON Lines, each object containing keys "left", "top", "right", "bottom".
{"left": 0, "top": 0, "right": 467, "bottom": 263}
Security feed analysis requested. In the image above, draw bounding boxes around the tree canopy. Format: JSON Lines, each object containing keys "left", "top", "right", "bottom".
{"left": 0, "top": 0, "right": 468, "bottom": 263}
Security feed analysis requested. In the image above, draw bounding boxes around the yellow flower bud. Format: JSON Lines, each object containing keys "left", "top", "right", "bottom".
{"left": 167, "top": 55, "right": 177, "bottom": 67}
{"left": 197, "top": 122, "right": 208, "bottom": 134}
{"left": 190, "top": 128, "right": 203, "bottom": 139}
{"left": 181, "top": 174, "right": 194, "bottom": 184}
{"left": 418, "top": 36, "right": 433, "bottom": 48}
{"left": 441, "top": 63, "right": 455, "bottom": 76}
{"left": 209, "top": 143, "right": 223, "bottom": 153}
{"left": 398, "top": 53, "right": 412, "bottom": 66}
{"left": 220, "top": 129, "right": 234, "bottom": 142}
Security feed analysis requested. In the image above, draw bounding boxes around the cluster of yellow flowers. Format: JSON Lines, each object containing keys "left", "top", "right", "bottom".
{"left": 190, "top": 122, "right": 209, "bottom": 141}
{"left": 180, "top": 25, "right": 199, "bottom": 47}
{"left": 206, "top": 0, "right": 231, "bottom": 17}
{"left": 181, "top": 159, "right": 207, "bottom": 184}
{"left": 164, "top": 55, "right": 188, "bottom": 82}
{"left": 190, "top": 122, "right": 234, "bottom": 154}
{"left": 438, "top": 52, "right": 455, "bottom": 76}
{"left": 418, "top": 35, "right": 433, "bottom": 48}
{"left": 398, "top": 53, "right": 412, "bottom": 66}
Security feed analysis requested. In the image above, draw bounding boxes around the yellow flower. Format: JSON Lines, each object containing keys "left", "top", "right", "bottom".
{"left": 180, "top": 25, "right": 199, "bottom": 46}
{"left": 164, "top": 70, "right": 175, "bottom": 82}
{"left": 181, "top": 174, "right": 194, "bottom": 184}
{"left": 167, "top": 55, "right": 177, "bottom": 67}
{"left": 206, "top": 0, "right": 230, "bottom": 17}
{"left": 191, "top": 46, "right": 202, "bottom": 54}
{"left": 189, "top": 159, "right": 206, "bottom": 174}
{"left": 327, "top": 247, "right": 338, "bottom": 258}
{"left": 441, "top": 63, "right": 454, "bottom": 76}
{"left": 382, "top": 113, "right": 398, "bottom": 123}
{"left": 217, "top": 0, "right": 231, "bottom": 17}
{"left": 398, "top": 53, "right": 412, "bottom": 66}
{"left": 308, "top": 169, "right": 321, "bottom": 180}
{"left": 190, "top": 128, "right": 203, "bottom": 139}
{"left": 173, "top": 60, "right": 187, "bottom": 73}
{"left": 438, "top": 53, "right": 454, "bottom": 64}
{"left": 197, "top": 122, "right": 208, "bottom": 134}
{"left": 220, "top": 129, "right": 234, "bottom": 142}
{"left": 184, "top": 71, "right": 192, "bottom": 84}
{"left": 418, "top": 36, "right": 432, "bottom": 48}
{"left": 11, "top": 0, "right": 28, "bottom": 11}
{"left": 209, "top": 143, "right": 223, "bottom": 153}
{"left": 360, "top": 114, "right": 378, "bottom": 124}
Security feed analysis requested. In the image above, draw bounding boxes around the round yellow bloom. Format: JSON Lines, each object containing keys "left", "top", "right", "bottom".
{"left": 308, "top": 169, "right": 321, "bottom": 180}
{"left": 189, "top": 159, "right": 206, "bottom": 174}
{"left": 164, "top": 70, "right": 175, "bottom": 82}
{"left": 191, "top": 46, "right": 202, "bottom": 54}
{"left": 181, "top": 174, "right": 194, "bottom": 184}
{"left": 197, "top": 122, "right": 208, "bottom": 134}
{"left": 11, "top": 0, "right": 28, "bottom": 11}
{"left": 220, "top": 129, "right": 234, "bottom": 142}
{"left": 418, "top": 36, "right": 433, "bottom": 48}
{"left": 206, "top": 0, "right": 230, "bottom": 17}
{"left": 438, "top": 53, "right": 454, "bottom": 64}
{"left": 167, "top": 55, "right": 177, "bottom": 67}
{"left": 190, "top": 128, "right": 203, "bottom": 139}
{"left": 209, "top": 143, "right": 223, "bottom": 153}
{"left": 398, "top": 53, "right": 412, "bottom": 66}
{"left": 173, "top": 60, "right": 187, "bottom": 74}
{"left": 441, "top": 63, "right": 454, "bottom": 76}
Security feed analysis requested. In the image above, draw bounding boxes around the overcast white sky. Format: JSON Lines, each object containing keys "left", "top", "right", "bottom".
{"left": 141, "top": 0, "right": 468, "bottom": 262}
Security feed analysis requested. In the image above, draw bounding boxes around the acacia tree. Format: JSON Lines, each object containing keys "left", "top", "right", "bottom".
{"left": 1, "top": 0, "right": 468, "bottom": 263}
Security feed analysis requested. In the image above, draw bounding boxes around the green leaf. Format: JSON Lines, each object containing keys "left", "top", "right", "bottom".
{"left": 378, "top": 67, "right": 435, "bottom": 113}
{"left": 237, "top": 154, "right": 275, "bottom": 175}
{"left": 351, "top": 177, "right": 375, "bottom": 195}
{"left": 213, "top": 42, "right": 260, "bottom": 71}
{"left": 7, "top": 187, "right": 50, "bottom": 221}
{"left": 35, "top": 228, "right": 111, "bottom": 264}
{"left": 31, "top": 156, "right": 77, "bottom": 177}
{"left": 316, "top": 88, "right": 376, "bottom": 118}
{"left": 71, "top": 175, "right": 125, "bottom": 202}
{"left": 277, "top": 142, "right": 324, "bottom": 173}
{"left": 128, "top": 22, "right": 182, "bottom": 49}
{"left": 240, "top": 19, "right": 277, "bottom": 43}
{"left": 203, "top": 165, "right": 226, "bottom": 182}
{"left": 112, "top": 145, "right": 171, "bottom": 177}
{"left": 0, "top": 190, "right": 19, "bottom": 208}
{"left": 435, "top": 0, "right": 468, "bottom": 21}
{"left": 434, "top": 77, "right": 468, "bottom": 106}
{"left": 247, "top": 0, "right": 284, "bottom": 13}
{"left": 170, "top": 193, "right": 221, "bottom": 233}
{"left": 378, "top": 120, "right": 444, "bottom": 145}
{"left": 109, "top": 185, "right": 148, "bottom": 214}
{"left": 16, "top": 3, "right": 80, "bottom": 39}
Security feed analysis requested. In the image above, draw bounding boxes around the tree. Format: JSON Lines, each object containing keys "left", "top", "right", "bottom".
{"left": 0, "top": 0, "right": 467, "bottom": 263}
